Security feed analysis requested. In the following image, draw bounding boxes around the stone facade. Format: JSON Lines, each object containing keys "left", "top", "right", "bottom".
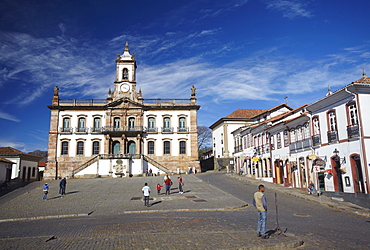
{"left": 44, "top": 43, "right": 200, "bottom": 180}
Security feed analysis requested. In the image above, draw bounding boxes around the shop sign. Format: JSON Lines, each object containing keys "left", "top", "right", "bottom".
{"left": 313, "top": 166, "right": 320, "bottom": 172}
{"left": 315, "top": 159, "right": 326, "bottom": 167}
{"left": 309, "top": 154, "right": 318, "bottom": 160}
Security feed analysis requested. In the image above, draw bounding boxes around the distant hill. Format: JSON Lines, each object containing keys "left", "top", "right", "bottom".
{"left": 28, "top": 150, "right": 48, "bottom": 162}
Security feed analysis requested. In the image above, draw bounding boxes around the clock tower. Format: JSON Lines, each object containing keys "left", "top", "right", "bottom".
{"left": 112, "top": 41, "right": 138, "bottom": 101}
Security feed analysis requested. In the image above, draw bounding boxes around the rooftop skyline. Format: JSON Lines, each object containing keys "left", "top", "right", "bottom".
{"left": 1, "top": 0, "right": 370, "bottom": 152}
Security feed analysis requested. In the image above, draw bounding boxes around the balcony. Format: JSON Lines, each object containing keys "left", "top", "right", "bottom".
{"left": 91, "top": 128, "right": 102, "bottom": 133}
{"left": 59, "top": 127, "right": 72, "bottom": 133}
{"left": 327, "top": 131, "right": 338, "bottom": 143}
{"left": 234, "top": 145, "right": 243, "bottom": 153}
{"left": 102, "top": 126, "right": 144, "bottom": 133}
{"left": 162, "top": 127, "right": 174, "bottom": 133}
{"left": 146, "top": 127, "right": 158, "bottom": 133}
{"left": 75, "top": 127, "right": 88, "bottom": 134}
{"left": 289, "top": 139, "right": 311, "bottom": 153}
{"left": 347, "top": 125, "right": 359, "bottom": 138}
{"left": 312, "top": 135, "right": 321, "bottom": 146}
{"left": 177, "top": 127, "right": 189, "bottom": 133}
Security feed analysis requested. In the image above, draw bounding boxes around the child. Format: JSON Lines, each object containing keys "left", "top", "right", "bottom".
{"left": 43, "top": 183, "right": 49, "bottom": 201}
{"left": 156, "top": 183, "right": 163, "bottom": 195}
{"left": 178, "top": 175, "right": 184, "bottom": 194}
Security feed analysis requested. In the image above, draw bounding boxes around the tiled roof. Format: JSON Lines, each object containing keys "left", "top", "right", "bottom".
{"left": 0, "top": 147, "right": 42, "bottom": 159}
{"left": 353, "top": 77, "right": 370, "bottom": 84}
{"left": 0, "top": 147, "right": 24, "bottom": 155}
{"left": 225, "top": 109, "right": 267, "bottom": 119}
{"left": 0, "top": 158, "right": 14, "bottom": 164}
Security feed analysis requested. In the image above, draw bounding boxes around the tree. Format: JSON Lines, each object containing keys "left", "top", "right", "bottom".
{"left": 197, "top": 126, "right": 212, "bottom": 151}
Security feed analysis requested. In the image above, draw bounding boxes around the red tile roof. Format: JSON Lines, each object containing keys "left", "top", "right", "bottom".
{"left": 353, "top": 77, "right": 370, "bottom": 84}
{"left": 0, "top": 147, "right": 42, "bottom": 159}
{"left": 0, "top": 158, "right": 14, "bottom": 164}
{"left": 225, "top": 109, "right": 267, "bottom": 119}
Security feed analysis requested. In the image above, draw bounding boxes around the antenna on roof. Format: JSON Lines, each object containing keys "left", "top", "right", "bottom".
{"left": 284, "top": 96, "right": 288, "bottom": 105}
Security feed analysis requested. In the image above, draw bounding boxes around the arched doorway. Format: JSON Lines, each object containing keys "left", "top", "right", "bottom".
{"left": 331, "top": 156, "right": 343, "bottom": 192}
{"left": 274, "top": 160, "right": 284, "bottom": 184}
{"left": 128, "top": 141, "right": 136, "bottom": 155}
{"left": 299, "top": 157, "right": 307, "bottom": 188}
{"left": 112, "top": 141, "right": 120, "bottom": 154}
{"left": 350, "top": 154, "right": 365, "bottom": 193}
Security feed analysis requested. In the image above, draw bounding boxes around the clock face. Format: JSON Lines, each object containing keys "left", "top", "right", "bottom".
{"left": 120, "top": 84, "right": 130, "bottom": 92}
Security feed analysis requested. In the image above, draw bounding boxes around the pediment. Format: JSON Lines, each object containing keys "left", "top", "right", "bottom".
{"left": 106, "top": 97, "right": 143, "bottom": 109}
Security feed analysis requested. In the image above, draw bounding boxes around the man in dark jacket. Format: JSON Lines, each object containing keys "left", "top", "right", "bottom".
{"left": 59, "top": 177, "right": 67, "bottom": 195}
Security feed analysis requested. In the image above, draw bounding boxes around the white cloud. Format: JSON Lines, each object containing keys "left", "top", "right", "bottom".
{"left": 265, "top": 0, "right": 312, "bottom": 19}
{"left": 0, "top": 139, "right": 24, "bottom": 149}
{"left": 0, "top": 110, "right": 20, "bottom": 122}
{"left": 0, "top": 24, "right": 368, "bottom": 112}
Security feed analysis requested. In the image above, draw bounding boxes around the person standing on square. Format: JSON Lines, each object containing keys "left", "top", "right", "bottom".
{"left": 253, "top": 184, "right": 268, "bottom": 239}
{"left": 59, "top": 177, "right": 67, "bottom": 195}
{"left": 43, "top": 183, "right": 49, "bottom": 201}
{"left": 142, "top": 183, "right": 151, "bottom": 207}
{"left": 156, "top": 183, "right": 163, "bottom": 195}
{"left": 178, "top": 175, "right": 184, "bottom": 194}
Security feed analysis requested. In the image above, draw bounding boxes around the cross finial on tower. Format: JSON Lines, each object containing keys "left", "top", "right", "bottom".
{"left": 125, "top": 41, "right": 129, "bottom": 52}
{"left": 326, "top": 85, "right": 332, "bottom": 96}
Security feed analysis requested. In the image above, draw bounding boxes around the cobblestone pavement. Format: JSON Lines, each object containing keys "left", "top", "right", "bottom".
{"left": 0, "top": 174, "right": 305, "bottom": 249}
{"left": 228, "top": 173, "right": 370, "bottom": 218}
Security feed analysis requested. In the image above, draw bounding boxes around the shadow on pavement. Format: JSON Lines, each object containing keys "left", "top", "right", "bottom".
{"left": 150, "top": 201, "right": 162, "bottom": 206}
{"left": 0, "top": 181, "right": 32, "bottom": 198}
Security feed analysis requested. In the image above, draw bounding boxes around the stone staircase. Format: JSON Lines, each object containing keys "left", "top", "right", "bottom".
{"left": 142, "top": 155, "right": 170, "bottom": 174}
{"left": 72, "top": 155, "right": 100, "bottom": 177}
{"left": 72, "top": 154, "right": 170, "bottom": 177}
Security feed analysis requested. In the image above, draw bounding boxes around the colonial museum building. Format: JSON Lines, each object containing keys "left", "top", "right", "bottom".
{"left": 44, "top": 43, "right": 200, "bottom": 180}
{"left": 212, "top": 72, "right": 370, "bottom": 195}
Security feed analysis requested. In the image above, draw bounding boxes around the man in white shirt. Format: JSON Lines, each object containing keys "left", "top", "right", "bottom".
{"left": 142, "top": 183, "right": 151, "bottom": 207}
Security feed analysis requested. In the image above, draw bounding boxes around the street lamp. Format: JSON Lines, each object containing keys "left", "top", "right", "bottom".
{"left": 333, "top": 148, "right": 339, "bottom": 156}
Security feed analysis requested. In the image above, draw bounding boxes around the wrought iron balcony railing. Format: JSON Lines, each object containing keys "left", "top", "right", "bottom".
{"left": 327, "top": 131, "right": 338, "bottom": 143}
{"left": 312, "top": 135, "right": 321, "bottom": 146}
{"left": 347, "top": 125, "right": 359, "bottom": 138}
{"left": 161, "top": 127, "right": 173, "bottom": 133}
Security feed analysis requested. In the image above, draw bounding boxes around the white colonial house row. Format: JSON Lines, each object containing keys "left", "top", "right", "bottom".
{"left": 231, "top": 104, "right": 296, "bottom": 180}
{"left": 232, "top": 73, "right": 370, "bottom": 194}
{"left": 44, "top": 43, "right": 200, "bottom": 180}
{"left": 212, "top": 104, "right": 292, "bottom": 170}
{"left": 306, "top": 74, "right": 370, "bottom": 194}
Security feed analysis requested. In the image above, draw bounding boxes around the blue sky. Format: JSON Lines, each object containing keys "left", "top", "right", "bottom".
{"left": 1, "top": 0, "right": 370, "bottom": 153}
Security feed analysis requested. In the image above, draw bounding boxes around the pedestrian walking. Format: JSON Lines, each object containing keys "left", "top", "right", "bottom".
{"left": 156, "top": 183, "right": 163, "bottom": 195}
{"left": 164, "top": 176, "right": 172, "bottom": 195}
{"left": 59, "top": 177, "right": 67, "bottom": 195}
{"left": 252, "top": 184, "right": 269, "bottom": 239}
{"left": 43, "top": 183, "right": 49, "bottom": 201}
{"left": 142, "top": 183, "right": 151, "bottom": 207}
{"left": 164, "top": 174, "right": 169, "bottom": 180}
{"left": 178, "top": 175, "right": 184, "bottom": 194}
